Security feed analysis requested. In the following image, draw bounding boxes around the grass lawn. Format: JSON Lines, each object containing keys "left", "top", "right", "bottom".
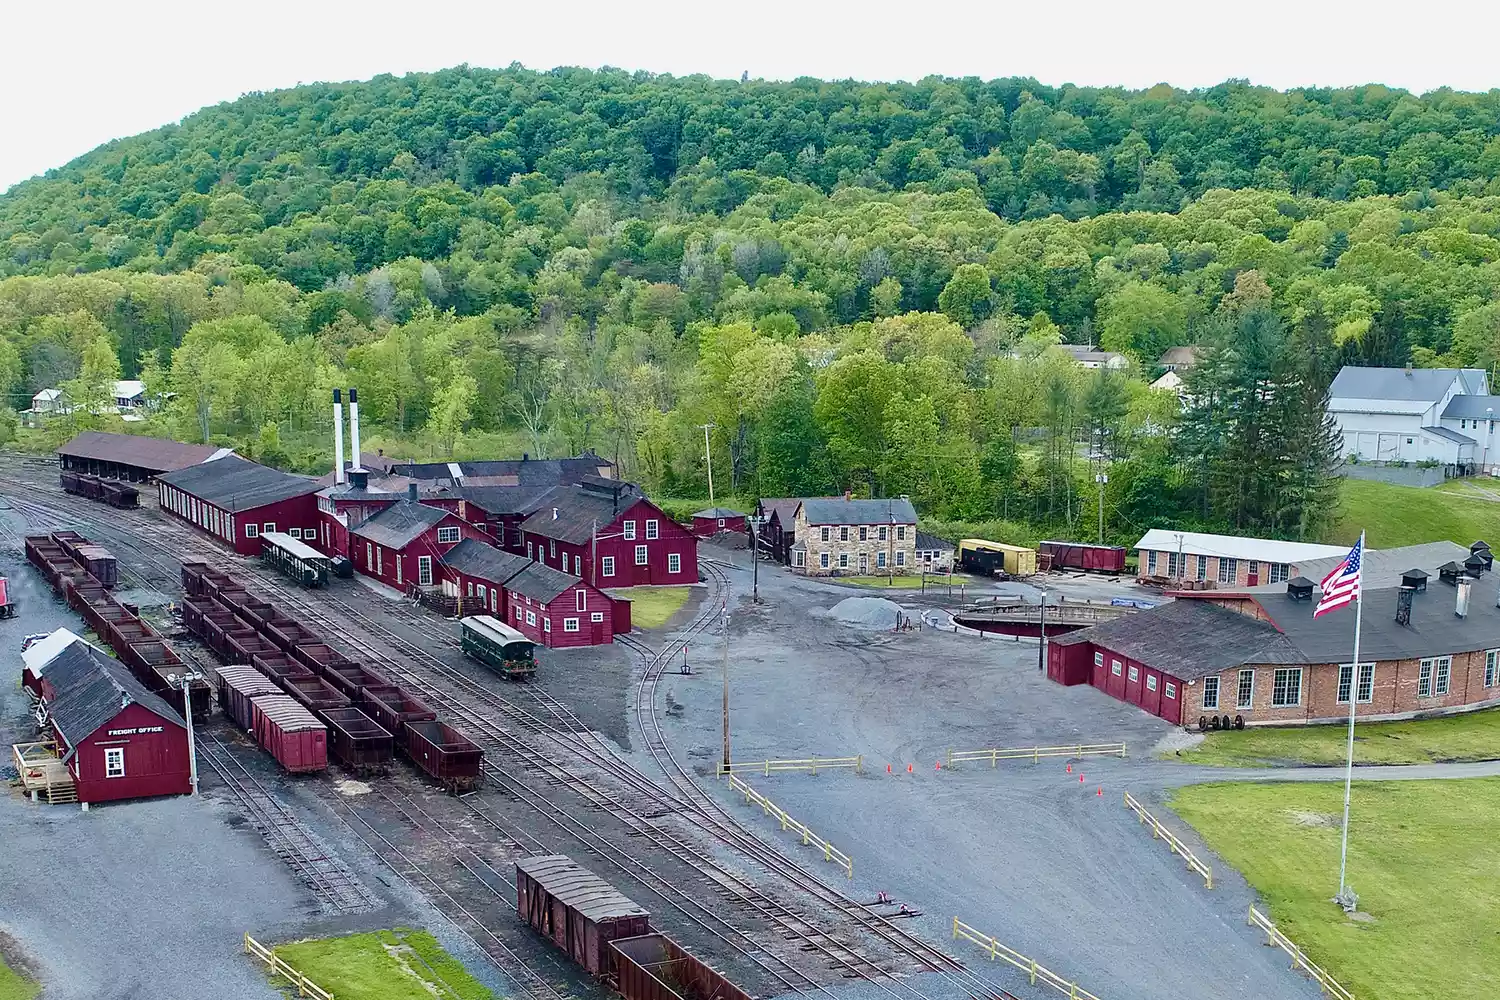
{"left": 1334, "top": 477, "right": 1500, "bottom": 547}
{"left": 0, "top": 959, "right": 38, "bottom": 1000}
{"left": 272, "top": 929, "right": 493, "bottom": 1000}
{"left": 1171, "top": 779, "right": 1500, "bottom": 1000}
{"left": 841, "top": 575, "right": 930, "bottom": 588}
{"left": 615, "top": 585, "right": 693, "bottom": 629}
{"left": 1178, "top": 707, "right": 1500, "bottom": 766}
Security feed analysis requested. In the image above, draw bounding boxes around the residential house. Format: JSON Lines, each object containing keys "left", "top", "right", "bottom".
{"left": 112, "top": 380, "right": 146, "bottom": 410}
{"left": 519, "top": 484, "right": 697, "bottom": 588}
{"left": 349, "top": 487, "right": 469, "bottom": 591}
{"left": 914, "top": 531, "right": 955, "bottom": 573}
{"left": 1328, "top": 365, "right": 1494, "bottom": 468}
{"left": 1057, "top": 344, "right": 1128, "bottom": 370}
{"left": 1157, "top": 346, "right": 1200, "bottom": 372}
{"left": 792, "top": 497, "right": 919, "bottom": 576}
{"left": 755, "top": 497, "right": 839, "bottom": 564}
{"left": 31, "top": 388, "right": 63, "bottom": 413}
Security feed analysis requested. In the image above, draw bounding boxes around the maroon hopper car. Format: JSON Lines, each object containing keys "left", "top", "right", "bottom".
{"left": 250, "top": 694, "right": 328, "bottom": 773}
{"left": 516, "top": 855, "right": 650, "bottom": 977}
{"left": 323, "top": 662, "right": 393, "bottom": 700}
{"left": 216, "top": 665, "right": 282, "bottom": 731}
{"left": 264, "top": 618, "right": 321, "bottom": 654}
{"left": 321, "top": 706, "right": 395, "bottom": 774}
{"left": 404, "top": 720, "right": 483, "bottom": 792}
{"left": 282, "top": 673, "right": 352, "bottom": 714}
{"left": 1038, "top": 540, "right": 1128, "bottom": 575}
{"left": 291, "top": 642, "right": 356, "bottom": 676}
{"left": 252, "top": 652, "right": 317, "bottom": 686}
{"left": 610, "top": 934, "right": 753, "bottom": 1000}
{"left": 365, "top": 686, "right": 438, "bottom": 735}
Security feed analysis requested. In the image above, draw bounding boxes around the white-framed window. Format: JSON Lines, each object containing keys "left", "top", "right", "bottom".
{"left": 549, "top": 539, "right": 556, "bottom": 558}
{"left": 820, "top": 526, "right": 830, "bottom": 542}
{"left": 104, "top": 747, "right": 125, "bottom": 778}
{"left": 1420, "top": 656, "right": 1452, "bottom": 696}
{"left": 1146, "top": 675, "right": 1158, "bottom": 692}
{"left": 564, "top": 617, "right": 580, "bottom": 632}
{"left": 437, "top": 526, "right": 461, "bottom": 544}
{"left": 878, "top": 525, "right": 887, "bottom": 541}
{"left": 418, "top": 555, "right": 433, "bottom": 586}
{"left": 1147, "top": 551, "right": 1157, "bottom": 574}
{"left": 1165, "top": 682, "right": 1176, "bottom": 699}
{"left": 543, "top": 617, "right": 552, "bottom": 632}
{"left": 717, "top": 518, "right": 725, "bottom": 528}
{"left": 1337, "top": 663, "right": 1375, "bottom": 704}
{"left": 286, "top": 527, "right": 300, "bottom": 539}
{"left": 1167, "top": 551, "right": 1183, "bottom": 578}
{"left": 859, "top": 526, "right": 868, "bottom": 541}
{"left": 477, "top": 584, "right": 486, "bottom": 603}
{"left": 396, "top": 555, "right": 402, "bottom": 585}
{"left": 246, "top": 523, "right": 259, "bottom": 538}
{"left": 466, "top": 582, "right": 474, "bottom": 597}
{"left": 574, "top": 554, "right": 582, "bottom": 575}
{"left": 646, "top": 519, "right": 659, "bottom": 540}
{"left": 1128, "top": 665, "right": 1139, "bottom": 682}
{"left": 1196, "top": 555, "right": 1207, "bottom": 580}
{"left": 576, "top": 589, "right": 587, "bottom": 612}
{"left": 1269, "top": 563, "right": 1290, "bottom": 584}
{"left": 794, "top": 550, "right": 806, "bottom": 567}
{"left": 877, "top": 551, "right": 887, "bottom": 569}
{"left": 1202, "top": 675, "right": 1220, "bottom": 710}
{"left": 1218, "top": 558, "right": 1238, "bottom": 584}
{"left": 623, "top": 520, "right": 637, "bottom": 540}
{"left": 1093, "top": 651, "right": 1104, "bottom": 667}
{"left": 602, "top": 556, "right": 615, "bottom": 577}
{"left": 376, "top": 547, "right": 383, "bottom": 574}
{"left": 1487, "top": 649, "right": 1499, "bottom": 688}
{"left": 526, "top": 610, "right": 537, "bottom": 627}
{"left": 365, "top": 542, "right": 372, "bottom": 566}
{"left": 1111, "top": 659, "right": 1122, "bottom": 676}
{"left": 491, "top": 591, "right": 499, "bottom": 613}
{"left": 634, "top": 544, "right": 648, "bottom": 565}
{"left": 820, "top": 552, "right": 830, "bottom": 568}
{"left": 840, "top": 526, "right": 849, "bottom": 541}
{"left": 528, "top": 541, "right": 535, "bottom": 560}
{"left": 513, "top": 606, "right": 521, "bottom": 621}
{"left": 1272, "top": 668, "right": 1302, "bottom": 707}
{"left": 668, "top": 552, "right": 681, "bottom": 574}
{"left": 1419, "top": 659, "right": 1433, "bottom": 697}
{"left": 263, "top": 522, "right": 275, "bottom": 535}
{"left": 895, "top": 551, "right": 905, "bottom": 567}
{"left": 1237, "top": 669, "right": 1255, "bottom": 709}
{"left": 591, "top": 612, "right": 604, "bottom": 623}
{"left": 839, "top": 553, "right": 849, "bottom": 568}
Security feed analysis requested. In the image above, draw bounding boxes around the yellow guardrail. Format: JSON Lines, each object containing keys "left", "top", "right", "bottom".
{"left": 717, "top": 755, "right": 862, "bottom": 776}
{"left": 245, "top": 933, "right": 334, "bottom": 1000}
{"left": 952, "top": 918, "right": 1102, "bottom": 1000}
{"left": 1122, "top": 791, "right": 1213, "bottom": 889}
{"left": 1248, "top": 906, "right": 1355, "bottom": 999}
{"left": 724, "top": 773, "right": 853, "bottom": 878}
{"left": 946, "top": 743, "right": 1126, "bottom": 767}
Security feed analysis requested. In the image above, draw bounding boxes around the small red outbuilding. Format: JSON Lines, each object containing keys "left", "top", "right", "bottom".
{"left": 690, "top": 507, "right": 747, "bottom": 538}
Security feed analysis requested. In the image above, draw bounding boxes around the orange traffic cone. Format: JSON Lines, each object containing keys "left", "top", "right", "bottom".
{"left": 1079, "top": 774, "right": 1085, "bottom": 783}
{"left": 1097, "top": 786, "right": 1103, "bottom": 797}
{"left": 886, "top": 763, "right": 892, "bottom": 774}
{"left": 907, "top": 763, "right": 914, "bottom": 773}
{"left": 1066, "top": 763, "right": 1072, "bottom": 773}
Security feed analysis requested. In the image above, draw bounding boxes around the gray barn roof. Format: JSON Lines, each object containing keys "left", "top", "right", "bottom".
{"left": 916, "top": 531, "right": 954, "bottom": 552}
{"left": 1052, "top": 599, "right": 1302, "bottom": 679}
{"left": 798, "top": 498, "right": 917, "bottom": 526}
{"left": 1422, "top": 425, "right": 1476, "bottom": 445}
{"left": 350, "top": 500, "right": 452, "bottom": 550}
{"left": 441, "top": 538, "right": 532, "bottom": 585}
{"left": 1243, "top": 542, "right": 1469, "bottom": 594}
{"left": 693, "top": 507, "right": 743, "bottom": 519}
{"left": 44, "top": 643, "right": 184, "bottom": 753}
{"left": 504, "top": 562, "right": 582, "bottom": 603}
{"left": 1329, "top": 366, "right": 1473, "bottom": 402}
{"left": 521, "top": 488, "right": 636, "bottom": 545}
{"left": 1441, "top": 394, "right": 1500, "bottom": 420}
{"left": 454, "top": 485, "right": 561, "bottom": 517}
{"left": 156, "top": 454, "right": 321, "bottom": 511}
{"left": 392, "top": 452, "right": 616, "bottom": 487}
{"left": 58, "top": 431, "right": 227, "bottom": 473}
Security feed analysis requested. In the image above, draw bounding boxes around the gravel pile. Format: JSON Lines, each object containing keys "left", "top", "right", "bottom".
{"left": 828, "top": 596, "right": 906, "bottom": 629}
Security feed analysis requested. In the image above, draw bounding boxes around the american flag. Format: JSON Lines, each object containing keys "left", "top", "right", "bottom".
{"left": 1315, "top": 534, "right": 1363, "bottom": 617}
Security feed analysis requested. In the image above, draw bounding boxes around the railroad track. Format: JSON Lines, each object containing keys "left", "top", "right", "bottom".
{"left": 0, "top": 474, "right": 1023, "bottom": 1000}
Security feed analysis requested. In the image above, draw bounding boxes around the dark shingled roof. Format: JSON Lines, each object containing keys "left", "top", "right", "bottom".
{"left": 156, "top": 454, "right": 321, "bottom": 511}
{"left": 759, "top": 497, "right": 833, "bottom": 528}
{"left": 441, "top": 538, "right": 532, "bottom": 585}
{"left": 454, "top": 485, "right": 561, "bottom": 517}
{"left": 391, "top": 452, "right": 616, "bottom": 487}
{"left": 799, "top": 497, "right": 917, "bottom": 526}
{"left": 58, "top": 431, "right": 225, "bottom": 473}
{"left": 1052, "top": 599, "right": 1302, "bottom": 679}
{"left": 505, "top": 562, "right": 582, "bottom": 603}
{"left": 350, "top": 500, "right": 452, "bottom": 550}
{"left": 916, "top": 530, "right": 953, "bottom": 552}
{"left": 521, "top": 488, "right": 636, "bottom": 545}
{"left": 1264, "top": 583, "right": 1500, "bottom": 663}
{"left": 43, "top": 643, "right": 184, "bottom": 754}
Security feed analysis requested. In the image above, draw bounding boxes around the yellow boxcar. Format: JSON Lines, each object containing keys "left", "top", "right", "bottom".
{"left": 958, "top": 539, "right": 1037, "bottom": 576}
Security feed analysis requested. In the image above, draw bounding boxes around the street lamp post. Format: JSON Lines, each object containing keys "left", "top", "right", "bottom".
{"left": 748, "top": 514, "right": 763, "bottom": 603}
{"left": 168, "top": 670, "right": 205, "bottom": 795}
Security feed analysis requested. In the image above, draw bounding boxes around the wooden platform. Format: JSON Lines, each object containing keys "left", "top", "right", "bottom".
{"left": 13, "top": 741, "right": 77, "bottom": 804}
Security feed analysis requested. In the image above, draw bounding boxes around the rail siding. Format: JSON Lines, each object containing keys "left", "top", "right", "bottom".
{"left": 951, "top": 918, "right": 1102, "bottom": 1000}
{"left": 724, "top": 773, "right": 853, "bottom": 878}
{"left": 1122, "top": 791, "right": 1213, "bottom": 889}
{"left": 244, "top": 933, "right": 334, "bottom": 1000}
{"left": 947, "top": 744, "right": 1126, "bottom": 767}
{"left": 1247, "top": 907, "right": 1355, "bottom": 1000}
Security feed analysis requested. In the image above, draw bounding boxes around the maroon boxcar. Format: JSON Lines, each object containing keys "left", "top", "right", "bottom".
{"left": 404, "top": 720, "right": 482, "bottom": 792}
{"left": 321, "top": 706, "right": 395, "bottom": 774}
{"left": 610, "top": 934, "right": 751, "bottom": 1000}
{"left": 250, "top": 694, "right": 327, "bottom": 773}
{"left": 1037, "top": 540, "right": 1128, "bottom": 575}
{"left": 216, "top": 665, "right": 282, "bottom": 730}
{"left": 365, "top": 686, "right": 438, "bottom": 735}
{"left": 282, "top": 673, "right": 352, "bottom": 714}
{"left": 516, "top": 855, "right": 651, "bottom": 977}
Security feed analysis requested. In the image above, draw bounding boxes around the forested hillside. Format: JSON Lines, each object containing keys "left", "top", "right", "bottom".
{"left": 5, "top": 66, "right": 1500, "bottom": 542}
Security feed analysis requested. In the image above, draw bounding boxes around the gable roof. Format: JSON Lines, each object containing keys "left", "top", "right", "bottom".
{"left": 59, "top": 431, "right": 227, "bottom": 473}
{"left": 915, "top": 530, "right": 954, "bottom": 552}
{"left": 505, "top": 562, "right": 583, "bottom": 603}
{"left": 1329, "top": 366, "right": 1473, "bottom": 404}
{"left": 1442, "top": 394, "right": 1500, "bottom": 420}
{"left": 799, "top": 497, "right": 917, "bottom": 526}
{"left": 441, "top": 538, "right": 532, "bottom": 585}
{"left": 157, "top": 454, "right": 320, "bottom": 511}
{"left": 1158, "top": 346, "right": 1200, "bottom": 366}
{"left": 1052, "top": 598, "right": 1303, "bottom": 679}
{"left": 391, "top": 452, "right": 616, "bottom": 487}
{"left": 759, "top": 497, "right": 829, "bottom": 527}
{"left": 22, "top": 628, "right": 88, "bottom": 676}
{"left": 522, "top": 488, "right": 639, "bottom": 544}
{"left": 1240, "top": 541, "right": 1469, "bottom": 594}
{"left": 693, "top": 507, "right": 743, "bottom": 519}
{"left": 454, "top": 485, "right": 562, "bottom": 517}
{"left": 1133, "top": 528, "right": 1347, "bottom": 565}
{"left": 350, "top": 500, "right": 453, "bottom": 550}
{"left": 44, "top": 643, "right": 184, "bottom": 752}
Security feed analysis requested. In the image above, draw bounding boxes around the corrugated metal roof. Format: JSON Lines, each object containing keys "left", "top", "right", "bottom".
{"left": 58, "top": 431, "right": 225, "bottom": 472}
{"left": 45, "top": 644, "right": 185, "bottom": 751}
{"left": 799, "top": 498, "right": 917, "bottom": 526}
{"left": 442, "top": 538, "right": 531, "bottom": 585}
{"left": 1133, "top": 528, "right": 1347, "bottom": 565}
{"left": 250, "top": 693, "right": 325, "bottom": 732}
{"left": 157, "top": 454, "right": 321, "bottom": 511}
{"left": 1329, "top": 366, "right": 1474, "bottom": 403}
{"left": 215, "top": 665, "right": 281, "bottom": 699}
{"left": 516, "top": 855, "right": 648, "bottom": 920}
{"left": 350, "top": 500, "right": 452, "bottom": 550}
{"left": 505, "top": 562, "right": 580, "bottom": 603}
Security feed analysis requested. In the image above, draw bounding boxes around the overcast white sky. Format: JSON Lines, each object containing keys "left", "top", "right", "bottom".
{"left": 6, "top": 0, "right": 1500, "bottom": 192}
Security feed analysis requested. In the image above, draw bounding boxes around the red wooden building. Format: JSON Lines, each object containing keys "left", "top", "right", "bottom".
{"left": 349, "top": 488, "right": 469, "bottom": 590}
{"left": 451, "top": 485, "right": 561, "bottom": 548}
{"left": 690, "top": 507, "right": 747, "bottom": 538}
{"left": 520, "top": 485, "right": 697, "bottom": 589}
{"left": 503, "top": 562, "right": 618, "bottom": 647}
{"left": 441, "top": 538, "right": 630, "bottom": 641}
{"left": 34, "top": 634, "right": 191, "bottom": 804}
{"left": 157, "top": 455, "right": 322, "bottom": 555}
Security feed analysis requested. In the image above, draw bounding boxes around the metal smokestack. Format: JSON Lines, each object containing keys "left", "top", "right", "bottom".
{"left": 332, "top": 389, "right": 346, "bottom": 485}
{"left": 348, "top": 388, "right": 362, "bottom": 472}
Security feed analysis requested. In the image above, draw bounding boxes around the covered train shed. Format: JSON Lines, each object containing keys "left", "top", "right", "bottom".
{"left": 58, "top": 430, "right": 229, "bottom": 482}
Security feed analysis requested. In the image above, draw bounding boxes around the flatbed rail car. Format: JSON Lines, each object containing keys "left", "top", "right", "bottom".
{"left": 259, "top": 531, "right": 331, "bottom": 589}
{"left": 460, "top": 615, "right": 538, "bottom": 680}
{"left": 516, "top": 855, "right": 651, "bottom": 977}
{"left": 1037, "top": 540, "right": 1127, "bottom": 575}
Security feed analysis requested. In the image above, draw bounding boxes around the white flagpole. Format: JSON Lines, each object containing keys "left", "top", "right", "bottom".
{"left": 1336, "top": 530, "right": 1365, "bottom": 906}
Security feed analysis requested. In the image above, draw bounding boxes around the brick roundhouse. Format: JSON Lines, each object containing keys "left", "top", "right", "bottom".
{"left": 1050, "top": 542, "right": 1500, "bottom": 728}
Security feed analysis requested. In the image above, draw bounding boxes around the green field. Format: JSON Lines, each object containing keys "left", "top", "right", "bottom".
{"left": 615, "top": 586, "right": 693, "bottom": 629}
{"left": 840, "top": 575, "right": 930, "bottom": 589}
{"left": 1179, "top": 707, "right": 1500, "bottom": 766}
{"left": 271, "top": 929, "right": 493, "bottom": 1000}
{"left": 1171, "top": 779, "right": 1500, "bottom": 1000}
{"left": 1333, "top": 477, "right": 1500, "bottom": 547}
{"left": 0, "top": 960, "right": 37, "bottom": 1000}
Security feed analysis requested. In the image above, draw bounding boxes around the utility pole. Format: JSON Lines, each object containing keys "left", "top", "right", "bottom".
{"left": 1095, "top": 472, "right": 1108, "bottom": 544}
{"left": 1175, "top": 532, "right": 1185, "bottom": 583}
{"left": 1037, "top": 588, "right": 1047, "bottom": 673}
{"left": 699, "top": 423, "right": 717, "bottom": 505}
{"left": 749, "top": 515, "right": 761, "bottom": 603}
{"left": 169, "top": 670, "right": 205, "bottom": 795}
{"left": 591, "top": 519, "right": 598, "bottom": 588}
{"left": 721, "top": 597, "right": 732, "bottom": 768}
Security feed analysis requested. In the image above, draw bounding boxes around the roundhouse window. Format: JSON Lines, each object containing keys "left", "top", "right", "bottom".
{"left": 1272, "top": 668, "right": 1302, "bottom": 707}
{"left": 1202, "top": 676, "right": 1220, "bottom": 710}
